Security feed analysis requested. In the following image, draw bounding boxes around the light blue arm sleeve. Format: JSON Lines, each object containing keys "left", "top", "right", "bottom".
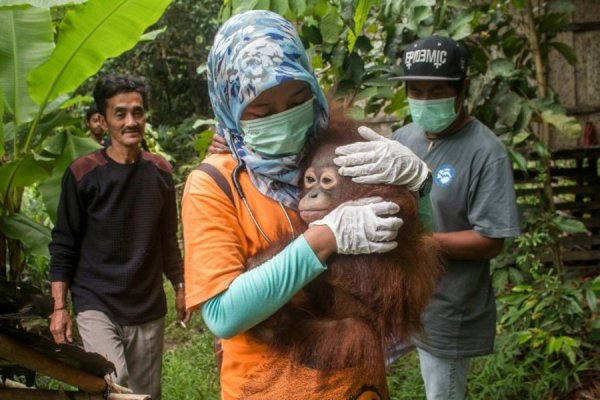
{"left": 201, "top": 235, "right": 326, "bottom": 339}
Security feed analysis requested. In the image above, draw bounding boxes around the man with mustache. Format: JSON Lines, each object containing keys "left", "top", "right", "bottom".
{"left": 48, "top": 75, "right": 189, "bottom": 400}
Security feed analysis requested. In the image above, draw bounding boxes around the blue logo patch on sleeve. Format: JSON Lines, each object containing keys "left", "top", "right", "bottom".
{"left": 434, "top": 164, "right": 456, "bottom": 187}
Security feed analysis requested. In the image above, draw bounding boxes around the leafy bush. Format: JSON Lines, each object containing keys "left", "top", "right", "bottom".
{"left": 478, "top": 261, "right": 600, "bottom": 398}
{"left": 152, "top": 115, "right": 215, "bottom": 188}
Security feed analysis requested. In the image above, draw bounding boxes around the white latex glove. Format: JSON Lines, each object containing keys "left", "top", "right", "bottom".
{"left": 334, "top": 126, "right": 430, "bottom": 192}
{"left": 309, "top": 197, "right": 403, "bottom": 255}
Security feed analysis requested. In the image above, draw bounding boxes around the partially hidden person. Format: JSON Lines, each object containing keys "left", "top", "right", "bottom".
{"left": 85, "top": 104, "right": 109, "bottom": 147}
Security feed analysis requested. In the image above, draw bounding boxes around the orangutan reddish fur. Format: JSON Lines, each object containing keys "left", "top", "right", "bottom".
{"left": 247, "top": 116, "right": 443, "bottom": 374}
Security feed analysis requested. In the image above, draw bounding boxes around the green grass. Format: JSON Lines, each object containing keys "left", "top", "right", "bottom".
{"left": 162, "top": 321, "right": 219, "bottom": 399}
{"left": 163, "top": 284, "right": 220, "bottom": 399}
{"left": 39, "top": 283, "right": 585, "bottom": 399}
{"left": 388, "top": 351, "right": 426, "bottom": 399}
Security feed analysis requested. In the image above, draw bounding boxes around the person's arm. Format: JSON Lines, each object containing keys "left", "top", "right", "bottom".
{"left": 174, "top": 283, "right": 190, "bottom": 325}
{"left": 48, "top": 169, "right": 81, "bottom": 344}
{"left": 49, "top": 169, "right": 83, "bottom": 281}
{"left": 201, "top": 197, "right": 402, "bottom": 338}
{"left": 433, "top": 230, "right": 504, "bottom": 260}
{"left": 49, "top": 281, "right": 73, "bottom": 343}
{"left": 202, "top": 234, "right": 328, "bottom": 338}
{"left": 159, "top": 170, "right": 189, "bottom": 323}
{"left": 439, "top": 154, "right": 519, "bottom": 261}
{"left": 184, "top": 166, "right": 402, "bottom": 338}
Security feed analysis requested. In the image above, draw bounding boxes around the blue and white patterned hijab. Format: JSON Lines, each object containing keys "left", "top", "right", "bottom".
{"left": 207, "top": 10, "right": 329, "bottom": 209}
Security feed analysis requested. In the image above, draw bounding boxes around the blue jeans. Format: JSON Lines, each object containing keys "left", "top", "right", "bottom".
{"left": 417, "top": 348, "right": 470, "bottom": 400}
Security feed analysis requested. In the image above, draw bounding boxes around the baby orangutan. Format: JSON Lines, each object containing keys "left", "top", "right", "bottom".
{"left": 247, "top": 117, "right": 443, "bottom": 377}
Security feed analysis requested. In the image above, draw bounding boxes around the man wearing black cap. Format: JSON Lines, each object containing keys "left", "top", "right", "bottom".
{"left": 389, "top": 36, "right": 520, "bottom": 399}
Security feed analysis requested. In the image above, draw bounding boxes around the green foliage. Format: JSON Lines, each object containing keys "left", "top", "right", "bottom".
{"left": 469, "top": 333, "right": 590, "bottom": 400}
{"left": 0, "top": 7, "right": 54, "bottom": 126}
{"left": 0, "top": 85, "right": 4, "bottom": 158}
{"left": 388, "top": 276, "right": 600, "bottom": 400}
{"left": 152, "top": 115, "right": 215, "bottom": 189}
{"left": 464, "top": 2, "right": 581, "bottom": 163}
{"left": 220, "top": 0, "right": 476, "bottom": 118}
{"left": 162, "top": 330, "right": 220, "bottom": 399}
{"left": 29, "top": 0, "right": 172, "bottom": 108}
{"left": 487, "top": 188, "right": 597, "bottom": 398}
{"left": 0, "top": 212, "right": 51, "bottom": 258}
{"left": 540, "top": 108, "right": 581, "bottom": 138}
{"left": 1, "top": 1, "right": 85, "bottom": 6}
{"left": 469, "top": 269, "right": 599, "bottom": 399}
{"left": 100, "top": 0, "right": 221, "bottom": 126}
{"left": 38, "top": 131, "right": 100, "bottom": 223}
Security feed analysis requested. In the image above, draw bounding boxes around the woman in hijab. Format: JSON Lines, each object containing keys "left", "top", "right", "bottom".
{"left": 182, "top": 10, "right": 429, "bottom": 399}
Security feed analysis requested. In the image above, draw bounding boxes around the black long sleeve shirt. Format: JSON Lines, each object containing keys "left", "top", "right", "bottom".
{"left": 49, "top": 149, "right": 183, "bottom": 325}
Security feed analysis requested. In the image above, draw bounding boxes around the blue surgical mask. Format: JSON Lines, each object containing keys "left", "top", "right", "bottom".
{"left": 240, "top": 98, "right": 314, "bottom": 156}
{"left": 408, "top": 96, "right": 458, "bottom": 134}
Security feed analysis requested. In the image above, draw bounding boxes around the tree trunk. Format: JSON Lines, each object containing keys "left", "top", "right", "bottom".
{"left": 0, "top": 332, "right": 107, "bottom": 394}
{"left": 524, "top": 0, "right": 564, "bottom": 277}
{"left": 0, "top": 232, "right": 6, "bottom": 280}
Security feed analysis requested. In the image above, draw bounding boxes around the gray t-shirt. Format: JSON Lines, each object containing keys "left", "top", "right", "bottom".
{"left": 392, "top": 118, "right": 520, "bottom": 358}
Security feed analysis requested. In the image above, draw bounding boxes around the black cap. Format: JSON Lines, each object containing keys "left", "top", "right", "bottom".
{"left": 393, "top": 36, "right": 468, "bottom": 81}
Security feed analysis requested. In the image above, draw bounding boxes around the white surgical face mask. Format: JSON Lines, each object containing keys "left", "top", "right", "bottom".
{"left": 240, "top": 98, "right": 315, "bottom": 156}
{"left": 408, "top": 96, "right": 458, "bottom": 134}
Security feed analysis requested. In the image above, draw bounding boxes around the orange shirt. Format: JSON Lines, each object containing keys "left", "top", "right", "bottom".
{"left": 182, "top": 154, "right": 388, "bottom": 399}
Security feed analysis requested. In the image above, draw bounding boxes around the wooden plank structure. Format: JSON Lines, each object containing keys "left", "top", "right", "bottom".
{"left": 548, "top": 0, "right": 600, "bottom": 150}
{"left": 0, "top": 281, "right": 150, "bottom": 399}
{"left": 0, "top": 331, "right": 150, "bottom": 399}
{"left": 514, "top": 146, "right": 600, "bottom": 272}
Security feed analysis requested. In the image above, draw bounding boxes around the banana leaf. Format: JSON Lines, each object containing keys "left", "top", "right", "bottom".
{"left": 0, "top": 1, "right": 85, "bottom": 7}
{"left": 0, "top": 155, "right": 50, "bottom": 201}
{"left": 28, "top": 0, "right": 173, "bottom": 111}
{"left": 0, "top": 7, "right": 54, "bottom": 125}
{"left": 0, "top": 212, "right": 51, "bottom": 258}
